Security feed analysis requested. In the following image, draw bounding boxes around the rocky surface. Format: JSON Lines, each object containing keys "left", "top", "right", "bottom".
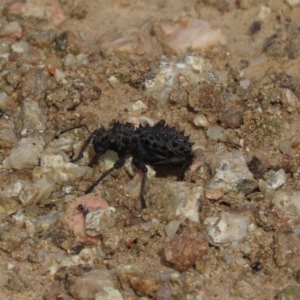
{"left": 1, "top": 0, "right": 300, "bottom": 299}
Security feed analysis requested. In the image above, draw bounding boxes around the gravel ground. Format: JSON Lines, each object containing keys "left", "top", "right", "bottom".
{"left": 1, "top": 0, "right": 300, "bottom": 299}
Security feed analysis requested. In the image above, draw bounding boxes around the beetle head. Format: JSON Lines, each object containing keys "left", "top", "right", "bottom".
{"left": 92, "top": 128, "right": 111, "bottom": 153}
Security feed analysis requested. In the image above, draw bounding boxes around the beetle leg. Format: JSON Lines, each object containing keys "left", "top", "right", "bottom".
{"left": 59, "top": 124, "right": 92, "bottom": 135}
{"left": 179, "top": 158, "right": 193, "bottom": 181}
{"left": 89, "top": 151, "right": 103, "bottom": 167}
{"left": 85, "top": 158, "right": 125, "bottom": 194}
{"left": 71, "top": 131, "right": 96, "bottom": 162}
{"left": 133, "top": 158, "right": 148, "bottom": 209}
{"left": 59, "top": 124, "right": 96, "bottom": 163}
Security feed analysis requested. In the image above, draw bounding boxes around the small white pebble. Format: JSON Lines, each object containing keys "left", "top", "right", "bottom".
{"left": 76, "top": 53, "right": 89, "bottom": 66}
{"left": 193, "top": 114, "right": 209, "bottom": 127}
{"left": 131, "top": 100, "right": 147, "bottom": 111}
{"left": 248, "top": 223, "right": 256, "bottom": 232}
{"left": 108, "top": 75, "right": 120, "bottom": 88}
{"left": 240, "top": 79, "right": 251, "bottom": 89}
{"left": 258, "top": 5, "right": 271, "bottom": 20}
{"left": 64, "top": 54, "right": 76, "bottom": 67}
{"left": 11, "top": 41, "right": 29, "bottom": 53}
{"left": 63, "top": 186, "right": 74, "bottom": 194}
{"left": 165, "top": 220, "right": 180, "bottom": 238}
{"left": 7, "top": 263, "right": 15, "bottom": 270}
{"left": 54, "top": 69, "right": 67, "bottom": 84}
{"left": 151, "top": 218, "right": 160, "bottom": 224}
{"left": 235, "top": 257, "right": 248, "bottom": 266}
{"left": 207, "top": 125, "right": 224, "bottom": 140}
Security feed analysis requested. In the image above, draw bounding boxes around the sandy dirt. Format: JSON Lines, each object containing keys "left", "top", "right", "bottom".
{"left": 1, "top": 0, "right": 300, "bottom": 299}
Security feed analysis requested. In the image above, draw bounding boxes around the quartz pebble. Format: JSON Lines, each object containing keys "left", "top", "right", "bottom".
{"left": 36, "top": 211, "right": 60, "bottom": 226}
{"left": 258, "top": 179, "right": 275, "bottom": 198}
{"left": 156, "top": 182, "right": 203, "bottom": 223}
{"left": 3, "top": 136, "right": 45, "bottom": 169}
{"left": 205, "top": 211, "right": 255, "bottom": 246}
{"left": 258, "top": 5, "right": 271, "bottom": 20}
{"left": 108, "top": 75, "right": 120, "bottom": 88}
{"left": 63, "top": 53, "right": 88, "bottom": 67}
{"left": 51, "top": 135, "right": 76, "bottom": 153}
{"left": 272, "top": 190, "right": 300, "bottom": 216}
{"left": 76, "top": 53, "right": 89, "bottom": 66}
{"left": 64, "top": 53, "right": 76, "bottom": 66}
{"left": 264, "top": 168, "right": 286, "bottom": 189}
{"left": 240, "top": 79, "right": 251, "bottom": 89}
{"left": 193, "top": 114, "right": 209, "bottom": 127}
{"left": 54, "top": 69, "right": 67, "bottom": 84}
{"left": 39, "top": 153, "right": 92, "bottom": 185}
{"left": 130, "top": 100, "right": 147, "bottom": 112}
{"left": 208, "top": 150, "right": 257, "bottom": 194}
{"left": 99, "top": 149, "right": 119, "bottom": 170}
{"left": 17, "top": 178, "right": 55, "bottom": 206}
{"left": 207, "top": 125, "right": 224, "bottom": 140}
{"left": 165, "top": 220, "right": 180, "bottom": 238}
{"left": 19, "top": 98, "right": 47, "bottom": 134}
{"left": 282, "top": 88, "right": 299, "bottom": 111}
{"left": 11, "top": 41, "right": 29, "bottom": 53}
{"left": 85, "top": 207, "right": 116, "bottom": 237}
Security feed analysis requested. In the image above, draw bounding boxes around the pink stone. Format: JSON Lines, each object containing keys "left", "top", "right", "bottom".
{"left": 156, "top": 17, "right": 226, "bottom": 54}
{"left": 61, "top": 194, "right": 109, "bottom": 244}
